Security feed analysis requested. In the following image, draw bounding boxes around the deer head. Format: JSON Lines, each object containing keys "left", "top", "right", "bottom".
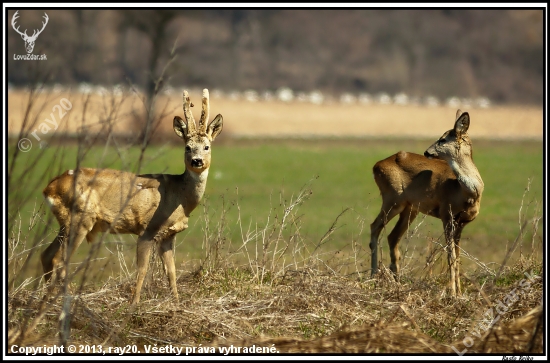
{"left": 173, "top": 89, "right": 223, "bottom": 174}
{"left": 12, "top": 10, "right": 49, "bottom": 53}
{"left": 424, "top": 109, "right": 472, "bottom": 163}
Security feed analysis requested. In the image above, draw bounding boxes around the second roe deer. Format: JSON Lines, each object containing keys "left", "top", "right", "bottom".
{"left": 369, "top": 110, "right": 483, "bottom": 296}
{"left": 41, "top": 89, "right": 223, "bottom": 304}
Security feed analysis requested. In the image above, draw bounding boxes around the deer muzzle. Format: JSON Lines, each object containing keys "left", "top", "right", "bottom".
{"left": 191, "top": 158, "right": 204, "bottom": 168}
{"left": 424, "top": 151, "right": 435, "bottom": 159}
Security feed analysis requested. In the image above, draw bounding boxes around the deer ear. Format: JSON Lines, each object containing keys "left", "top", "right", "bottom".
{"left": 454, "top": 111, "right": 470, "bottom": 136}
{"left": 173, "top": 116, "right": 187, "bottom": 140}
{"left": 455, "top": 109, "right": 463, "bottom": 121}
{"left": 206, "top": 114, "right": 223, "bottom": 140}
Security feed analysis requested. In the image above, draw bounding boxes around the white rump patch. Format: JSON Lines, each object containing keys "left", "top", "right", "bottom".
{"left": 44, "top": 196, "right": 56, "bottom": 208}
{"left": 67, "top": 169, "right": 74, "bottom": 175}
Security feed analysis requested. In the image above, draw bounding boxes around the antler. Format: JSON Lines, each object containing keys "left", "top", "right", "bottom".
{"left": 11, "top": 11, "right": 28, "bottom": 38}
{"left": 11, "top": 11, "right": 49, "bottom": 41}
{"left": 30, "top": 13, "right": 49, "bottom": 40}
{"left": 182, "top": 90, "right": 197, "bottom": 133}
{"left": 199, "top": 89, "right": 210, "bottom": 132}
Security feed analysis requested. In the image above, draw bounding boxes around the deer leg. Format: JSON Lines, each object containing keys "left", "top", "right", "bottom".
{"left": 453, "top": 223, "right": 465, "bottom": 294}
{"left": 85, "top": 223, "right": 102, "bottom": 244}
{"left": 41, "top": 227, "right": 67, "bottom": 282}
{"left": 65, "top": 226, "right": 90, "bottom": 260}
{"left": 370, "top": 202, "right": 403, "bottom": 276}
{"left": 443, "top": 218, "right": 460, "bottom": 297}
{"left": 387, "top": 206, "right": 418, "bottom": 278}
{"left": 56, "top": 223, "right": 91, "bottom": 282}
{"left": 132, "top": 235, "right": 155, "bottom": 304}
{"left": 158, "top": 235, "right": 179, "bottom": 303}
{"left": 41, "top": 221, "right": 90, "bottom": 283}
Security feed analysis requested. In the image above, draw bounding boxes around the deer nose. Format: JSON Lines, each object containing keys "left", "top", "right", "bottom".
{"left": 191, "top": 158, "right": 203, "bottom": 168}
{"left": 424, "top": 151, "right": 434, "bottom": 159}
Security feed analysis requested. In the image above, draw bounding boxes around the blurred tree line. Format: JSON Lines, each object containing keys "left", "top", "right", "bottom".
{"left": 7, "top": 9, "right": 544, "bottom": 105}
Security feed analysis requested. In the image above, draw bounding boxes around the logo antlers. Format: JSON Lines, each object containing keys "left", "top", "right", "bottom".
{"left": 12, "top": 10, "right": 49, "bottom": 54}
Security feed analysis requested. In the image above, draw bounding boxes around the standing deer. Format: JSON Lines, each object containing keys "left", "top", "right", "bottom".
{"left": 41, "top": 89, "right": 223, "bottom": 304}
{"left": 369, "top": 110, "right": 483, "bottom": 296}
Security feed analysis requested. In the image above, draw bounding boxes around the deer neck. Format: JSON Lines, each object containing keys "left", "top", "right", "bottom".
{"left": 182, "top": 168, "right": 209, "bottom": 212}
{"left": 448, "top": 156, "right": 484, "bottom": 199}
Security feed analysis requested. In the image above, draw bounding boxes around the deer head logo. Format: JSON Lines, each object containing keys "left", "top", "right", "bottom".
{"left": 12, "top": 10, "right": 49, "bottom": 54}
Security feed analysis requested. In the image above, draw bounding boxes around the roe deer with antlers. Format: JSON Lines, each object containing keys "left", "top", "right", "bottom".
{"left": 369, "top": 110, "right": 483, "bottom": 296}
{"left": 41, "top": 89, "right": 223, "bottom": 304}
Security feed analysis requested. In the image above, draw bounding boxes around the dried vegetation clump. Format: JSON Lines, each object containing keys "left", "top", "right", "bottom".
{"left": 7, "top": 255, "right": 543, "bottom": 354}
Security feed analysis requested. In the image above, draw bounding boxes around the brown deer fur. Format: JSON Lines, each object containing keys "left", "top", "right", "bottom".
{"left": 369, "top": 110, "right": 483, "bottom": 296}
{"left": 41, "top": 89, "right": 223, "bottom": 304}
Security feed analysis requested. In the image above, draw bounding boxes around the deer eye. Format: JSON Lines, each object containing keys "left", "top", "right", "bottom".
{"left": 204, "top": 145, "right": 210, "bottom": 151}
{"left": 437, "top": 139, "right": 445, "bottom": 144}
{"left": 185, "top": 146, "right": 191, "bottom": 152}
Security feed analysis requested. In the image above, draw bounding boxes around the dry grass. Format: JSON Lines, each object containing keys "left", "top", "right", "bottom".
{"left": 7, "top": 257, "right": 543, "bottom": 354}
{"left": 7, "top": 90, "right": 543, "bottom": 139}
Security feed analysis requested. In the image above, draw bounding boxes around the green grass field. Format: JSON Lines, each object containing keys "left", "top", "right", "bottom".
{"left": 7, "top": 138, "right": 543, "bottom": 285}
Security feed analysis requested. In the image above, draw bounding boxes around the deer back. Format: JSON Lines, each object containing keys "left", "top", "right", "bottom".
{"left": 373, "top": 151, "right": 463, "bottom": 217}
{"left": 43, "top": 168, "right": 192, "bottom": 236}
